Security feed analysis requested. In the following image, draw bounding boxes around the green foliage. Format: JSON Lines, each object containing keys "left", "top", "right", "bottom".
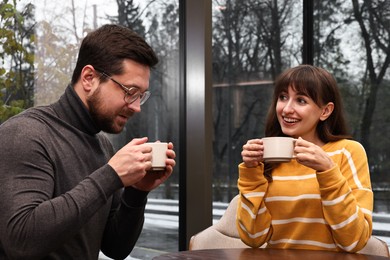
{"left": 0, "top": 0, "right": 35, "bottom": 124}
{"left": 0, "top": 102, "right": 24, "bottom": 124}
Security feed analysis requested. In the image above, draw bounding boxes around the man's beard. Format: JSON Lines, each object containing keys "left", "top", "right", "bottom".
{"left": 87, "top": 87, "right": 127, "bottom": 134}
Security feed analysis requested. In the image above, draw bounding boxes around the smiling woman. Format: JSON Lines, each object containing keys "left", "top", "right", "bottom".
{"left": 237, "top": 65, "right": 373, "bottom": 252}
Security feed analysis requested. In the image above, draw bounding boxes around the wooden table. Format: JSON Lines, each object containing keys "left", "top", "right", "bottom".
{"left": 153, "top": 248, "right": 389, "bottom": 260}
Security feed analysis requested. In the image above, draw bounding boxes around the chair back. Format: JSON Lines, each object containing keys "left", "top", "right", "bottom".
{"left": 358, "top": 236, "right": 390, "bottom": 257}
{"left": 189, "top": 194, "right": 248, "bottom": 250}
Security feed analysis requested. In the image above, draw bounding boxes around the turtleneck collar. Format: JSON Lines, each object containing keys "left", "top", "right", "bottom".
{"left": 51, "top": 85, "right": 100, "bottom": 135}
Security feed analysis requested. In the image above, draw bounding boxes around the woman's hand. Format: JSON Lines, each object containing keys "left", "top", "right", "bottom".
{"left": 241, "top": 139, "right": 263, "bottom": 168}
{"left": 294, "top": 137, "right": 334, "bottom": 172}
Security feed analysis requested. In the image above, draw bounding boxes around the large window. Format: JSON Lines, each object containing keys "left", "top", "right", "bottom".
{"left": 211, "top": 0, "right": 390, "bottom": 245}
{"left": 211, "top": 0, "right": 302, "bottom": 203}
{"left": 313, "top": 0, "right": 390, "bottom": 216}
{"left": 2, "top": 0, "right": 180, "bottom": 259}
{"left": 2, "top": 0, "right": 390, "bottom": 259}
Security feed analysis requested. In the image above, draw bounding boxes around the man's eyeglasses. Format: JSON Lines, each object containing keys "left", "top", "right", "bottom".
{"left": 98, "top": 71, "right": 151, "bottom": 105}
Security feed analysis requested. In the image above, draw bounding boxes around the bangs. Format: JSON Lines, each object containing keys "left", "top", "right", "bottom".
{"left": 274, "top": 66, "right": 323, "bottom": 105}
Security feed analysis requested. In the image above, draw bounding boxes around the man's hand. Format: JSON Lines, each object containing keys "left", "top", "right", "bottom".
{"left": 108, "top": 137, "right": 152, "bottom": 187}
{"left": 132, "top": 142, "right": 176, "bottom": 191}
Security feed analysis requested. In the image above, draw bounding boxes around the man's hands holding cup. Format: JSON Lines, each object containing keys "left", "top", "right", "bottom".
{"left": 108, "top": 137, "right": 176, "bottom": 191}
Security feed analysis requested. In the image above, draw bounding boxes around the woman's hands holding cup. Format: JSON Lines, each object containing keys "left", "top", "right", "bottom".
{"left": 241, "top": 137, "right": 335, "bottom": 172}
{"left": 241, "top": 139, "right": 264, "bottom": 168}
{"left": 294, "top": 137, "right": 334, "bottom": 172}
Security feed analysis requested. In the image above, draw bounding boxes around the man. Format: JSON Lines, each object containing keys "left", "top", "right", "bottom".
{"left": 0, "top": 24, "right": 176, "bottom": 259}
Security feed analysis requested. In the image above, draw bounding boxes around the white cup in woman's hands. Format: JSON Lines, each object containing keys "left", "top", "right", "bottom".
{"left": 262, "top": 137, "right": 296, "bottom": 163}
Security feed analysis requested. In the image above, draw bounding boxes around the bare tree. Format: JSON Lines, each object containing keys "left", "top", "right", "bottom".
{"left": 115, "top": 0, "right": 146, "bottom": 37}
{"left": 351, "top": 0, "right": 390, "bottom": 157}
{"left": 111, "top": 1, "right": 180, "bottom": 198}
{"left": 212, "top": 0, "right": 298, "bottom": 200}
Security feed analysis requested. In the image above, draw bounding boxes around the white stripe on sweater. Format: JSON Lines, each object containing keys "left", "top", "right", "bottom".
{"left": 244, "top": 192, "right": 265, "bottom": 199}
{"left": 241, "top": 201, "right": 267, "bottom": 219}
{"left": 272, "top": 174, "right": 316, "bottom": 181}
{"left": 265, "top": 194, "right": 320, "bottom": 202}
{"left": 361, "top": 207, "right": 372, "bottom": 216}
{"left": 241, "top": 201, "right": 256, "bottom": 219}
{"left": 272, "top": 217, "right": 327, "bottom": 225}
{"left": 327, "top": 148, "right": 363, "bottom": 189}
{"left": 336, "top": 240, "right": 359, "bottom": 251}
{"left": 268, "top": 238, "right": 336, "bottom": 249}
{"left": 322, "top": 191, "right": 350, "bottom": 206}
{"left": 239, "top": 222, "right": 269, "bottom": 239}
{"left": 330, "top": 207, "right": 359, "bottom": 230}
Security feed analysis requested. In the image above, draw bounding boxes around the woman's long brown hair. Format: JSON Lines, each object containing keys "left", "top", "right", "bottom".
{"left": 263, "top": 65, "right": 351, "bottom": 181}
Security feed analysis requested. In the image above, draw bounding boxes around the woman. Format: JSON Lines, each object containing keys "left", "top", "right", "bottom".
{"left": 236, "top": 65, "right": 373, "bottom": 252}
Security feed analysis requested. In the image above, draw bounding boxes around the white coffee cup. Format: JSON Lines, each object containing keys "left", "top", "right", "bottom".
{"left": 262, "top": 137, "right": 296, "bottom": 162}
{"left": 145, "top": 142, "right": 168, "bottom": 171}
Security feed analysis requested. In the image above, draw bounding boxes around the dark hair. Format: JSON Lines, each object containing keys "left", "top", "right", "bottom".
{"left": 71, "top": 24, "right": 158, "bottom": 84}
{"left": 264, "top": 64, "right": 351, "bottom": 180}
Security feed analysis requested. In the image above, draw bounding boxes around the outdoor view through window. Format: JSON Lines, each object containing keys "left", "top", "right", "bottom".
{"left": 1, "top": 0, "right": 390, "bottom": 259}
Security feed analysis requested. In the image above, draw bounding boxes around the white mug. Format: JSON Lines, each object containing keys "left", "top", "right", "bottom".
{"left": 262, "top": 137, "right": 295, "bottom": 163}
{"left": 145, "top": 142, "right": 168, "bottom": 171}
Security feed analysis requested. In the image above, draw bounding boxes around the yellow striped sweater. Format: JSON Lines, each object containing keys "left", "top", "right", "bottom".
{"left": 236, "top": 139, "right": 373, "bottom": 252}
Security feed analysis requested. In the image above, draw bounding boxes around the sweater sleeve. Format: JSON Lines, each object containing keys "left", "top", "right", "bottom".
{"left": 93, "top": 133, "right": 150, "bottom": 259}
{"left": 0, "top": 117, "right": 137, "bottom": 259}
{"left": 100, "top": 185, "right": 148, "bottom": 259}
{"left": 317, "top": 140, "right": 373, "bottom": 252}
{"left": 236, "top": 163, "right": 273, "bottom": 248}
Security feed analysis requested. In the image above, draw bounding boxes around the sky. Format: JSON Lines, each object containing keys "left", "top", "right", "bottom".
{"left": 20, "top": 0, "right": 118, "bottom": 39}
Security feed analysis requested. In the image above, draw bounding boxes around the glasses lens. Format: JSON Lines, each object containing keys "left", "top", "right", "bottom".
{"left": 139, "top": 91, "right": 151, "bottom": 105}
{"left": 124, "top": 93, "right": 139, "bottom": 104}
{"left": 127, "top": 87, "right": 139, "bottom": 96}
{"left": 124, "top": 90, "right": 151, "bottom": 105}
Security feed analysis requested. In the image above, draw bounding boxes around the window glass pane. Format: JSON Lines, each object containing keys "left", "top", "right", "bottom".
{"left": 211, "top": 0, "right": 390, "bottom": 248}
{"left": 4, "top": 0, "right": 180, "bottom": 259}
{"left": 314, "top": 0, "right": 390, "bottom": 243}
{"left": 211, "top": 0, "right": 302, "bottom": 203}
{"left": 109, "top": 2, "right": 180, "bottom": 258}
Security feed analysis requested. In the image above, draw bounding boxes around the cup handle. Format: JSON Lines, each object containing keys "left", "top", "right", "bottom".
{"left": 292, "top": 138, "right": 298, "bottom": 158}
